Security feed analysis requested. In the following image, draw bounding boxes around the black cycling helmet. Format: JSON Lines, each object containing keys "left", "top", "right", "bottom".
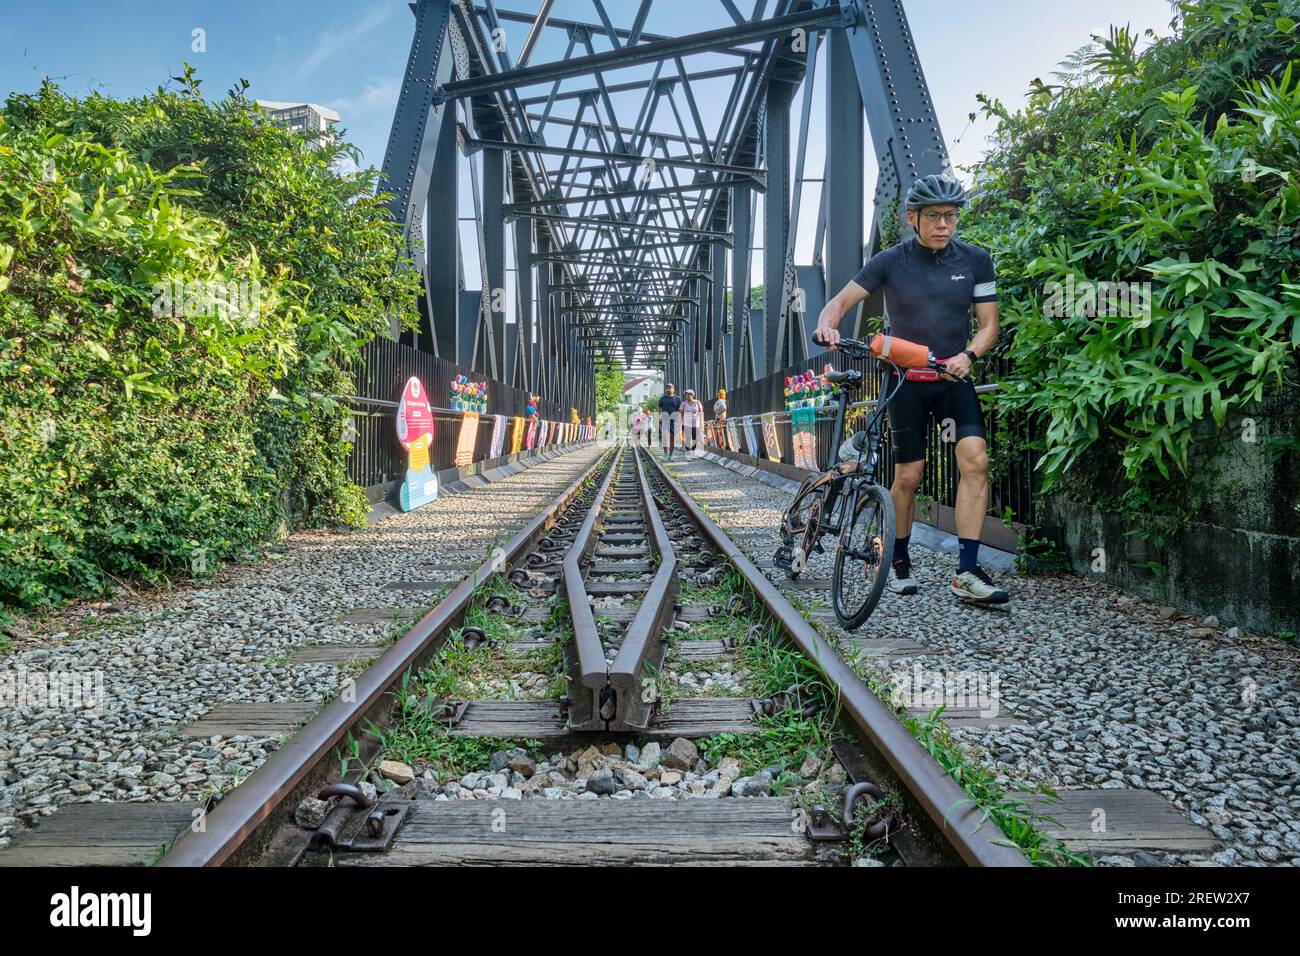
{"left": 905, "top": 174, "right": 967, "bottom": 210}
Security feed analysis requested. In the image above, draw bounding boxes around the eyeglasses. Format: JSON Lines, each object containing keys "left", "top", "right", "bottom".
{"left": 921, "top": 211, "right": 959, "bottom": 224}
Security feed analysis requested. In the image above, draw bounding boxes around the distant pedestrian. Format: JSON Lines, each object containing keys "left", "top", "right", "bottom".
{"left": 680, "top": 388, "right": 704, "bottom": 452}
{"left": 713, "top": 388, "right": 728, "bottom": 449}
{"left": 629, "top": 409, "right": 645, "bottom": 445}
{"left": 658, "top": 384, "right": 682, "bottom": 458}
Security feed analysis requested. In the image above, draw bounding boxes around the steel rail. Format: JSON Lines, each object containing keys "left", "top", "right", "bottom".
{"left": 641, "top": 452, "right": 1031, "bottom": 867}
{"left": 563, "top": 446, "right": 624, "bottom": 731}
{"left": 607, "top": 446, "right": 679, "bottom": 729}
{"left": 157, "top": 447, "right": 615, "bottom": 867}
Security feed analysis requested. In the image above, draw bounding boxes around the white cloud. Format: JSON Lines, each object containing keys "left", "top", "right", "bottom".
{"left": 327, "top": 77, "right": 402, "bottom": 119}
{"left": 295, "top": 3, "right": 394, "bottom": 80}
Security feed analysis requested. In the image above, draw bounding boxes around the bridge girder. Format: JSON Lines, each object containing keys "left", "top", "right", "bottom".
{"left": 381, "top": 0, "right": 950, "bottom": 398}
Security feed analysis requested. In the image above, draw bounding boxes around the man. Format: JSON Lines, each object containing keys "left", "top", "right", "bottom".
{"left": 658, "top": 383, "right": 683, "bottom": 458}
{"left": 814, "top": 173, "right": 1009, "bottom": 606}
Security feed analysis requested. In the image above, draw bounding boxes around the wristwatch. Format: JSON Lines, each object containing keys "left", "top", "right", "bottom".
{"left": 962, "top": 348, "right": 978, "bottom": 363}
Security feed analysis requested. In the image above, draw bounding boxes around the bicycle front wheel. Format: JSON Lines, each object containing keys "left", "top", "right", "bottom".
{"left": 831, "top": 482, "right": 895, "bottom": 630}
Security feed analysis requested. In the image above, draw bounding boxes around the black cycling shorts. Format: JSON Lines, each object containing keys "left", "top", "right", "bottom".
{"left": 886, "top": 373, "right": 985, "bottom": 464}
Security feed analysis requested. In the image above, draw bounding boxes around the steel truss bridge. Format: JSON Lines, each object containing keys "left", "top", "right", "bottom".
{"left": 381, "top": 0, "right": 949, "bottom": 415}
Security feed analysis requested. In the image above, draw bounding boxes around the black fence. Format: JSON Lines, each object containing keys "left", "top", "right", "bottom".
{"left": 723, "top": 352, "right": 1037, "bottom": 527}
{"left": 346, "top": 337, "right": 576, "bottom": 493}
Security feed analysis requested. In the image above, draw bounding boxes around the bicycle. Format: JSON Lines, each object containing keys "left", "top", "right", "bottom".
{"left": 773, "top": 336, "right": 948, "bottom": 630}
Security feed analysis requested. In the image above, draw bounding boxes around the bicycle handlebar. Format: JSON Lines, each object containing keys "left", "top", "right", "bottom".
{"left": 825, "top": 335, "right": 948, "bottom": 373}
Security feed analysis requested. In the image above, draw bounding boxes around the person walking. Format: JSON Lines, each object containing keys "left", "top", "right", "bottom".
{"left": 680, "top": 388, "right": 704, "bottom": 452}
{"left": 814, "top": 173, "right": 1009, "bottom": 607}
{"left": 629, "top": 409, "right": 645, "bottom": 445}
{"left": 658, "top": 384, "right": 683, "bottom": 458}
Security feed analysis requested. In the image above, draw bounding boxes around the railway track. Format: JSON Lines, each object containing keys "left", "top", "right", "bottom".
{"left": 154, "top": 444, "right": 1027, "bottom": 867}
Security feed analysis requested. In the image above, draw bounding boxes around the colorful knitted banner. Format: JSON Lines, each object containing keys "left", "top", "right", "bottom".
{"left": 525, "top": 418, "right": 539, "bottom": 450}
{"left": 725, "top": 419, "right": 739, "bottom": 451}
{"left": 792, "top": 406, "right": 818, "bottom": 471}
{"left": 761, "top": 413, "right": 781, "bottom": 463}
{"left": 742, "top": 419, "right": 759, "bottom": 457}
{"left": 510, "top": 416, "right": 524, "bottom": 454}
{"left": 489, "top": 414, "right": 507, "bottom": 459}
{"left": 454, "top": 411, "right": 479, "bottom": 467}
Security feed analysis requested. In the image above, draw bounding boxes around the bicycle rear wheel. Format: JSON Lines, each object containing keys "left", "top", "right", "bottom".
{"left": 831, "top": 482, "right": 895, "bottom": 630}
{"left": 780, "top": 480, "right": 824, "bottom": 579}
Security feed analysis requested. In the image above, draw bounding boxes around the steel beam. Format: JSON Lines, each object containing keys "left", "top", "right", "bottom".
{"left": 437, "top": 7, "right": 843, "bottom": 103}
{"left": 826, "top": 24, "right": 865, "bottom": 343}
{"left": 763, "top": 78, "right": 793, "bottom": 377}
{"left": 381, "top": 0, "right": 457, "bottom": 338}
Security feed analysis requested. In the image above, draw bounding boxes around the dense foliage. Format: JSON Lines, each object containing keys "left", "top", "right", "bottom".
{"left": 595, "top": 361, "right": 625, "bottom": 414}
{"left": 1, "top": 71, "right": 420, "bottom": 610}
{"left": 962, "top": 0, "right": 1300, "bottom": 527}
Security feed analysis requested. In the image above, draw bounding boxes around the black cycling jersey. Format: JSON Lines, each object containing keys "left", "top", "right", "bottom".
{"left": 850, "top": 237, "right": 998, "bottom": 360}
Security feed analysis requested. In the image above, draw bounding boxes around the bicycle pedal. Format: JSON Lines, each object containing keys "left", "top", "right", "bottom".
{"left": 773, "top": 546, "right": 793, "bottom": 570}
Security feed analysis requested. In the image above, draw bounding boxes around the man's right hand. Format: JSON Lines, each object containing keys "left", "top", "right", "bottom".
{"left": 814, "top": 324, "right": 840, "bottom": 349}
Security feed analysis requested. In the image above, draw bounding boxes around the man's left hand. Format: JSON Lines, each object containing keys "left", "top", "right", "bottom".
{"left": 941, "top": 352, "right": 972, "bottom": 381}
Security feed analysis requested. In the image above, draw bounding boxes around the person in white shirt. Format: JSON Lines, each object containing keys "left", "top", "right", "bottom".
{"left": 679, "top": 389, "right": 704, "bottom": 452}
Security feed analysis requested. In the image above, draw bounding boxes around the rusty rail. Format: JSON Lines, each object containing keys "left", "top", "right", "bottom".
{"left": 158, "top": 447, "right": 614, "bottom": 867}
{"left": 641, "top": 452, "right": 1031, "bottom": 867}
{"left": 563, "top": 445, "right": 623, "bottom": 731}
{"left": 607, "top": 446, "right": 679, "bottom": 730}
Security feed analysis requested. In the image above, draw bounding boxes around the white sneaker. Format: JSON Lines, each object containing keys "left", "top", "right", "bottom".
{"left": 888, "top": 561, "right": 918, "bottom": 595}
{"left": 950, "top": 565, "right": 1010, "bottom": 605}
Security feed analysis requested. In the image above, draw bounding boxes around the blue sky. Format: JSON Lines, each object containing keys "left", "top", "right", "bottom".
{"left": 1, "top": 0, "right": 1179, "bottom": 289}
{"left": 1, "top": 1, "right": 1178, "bottom": 171}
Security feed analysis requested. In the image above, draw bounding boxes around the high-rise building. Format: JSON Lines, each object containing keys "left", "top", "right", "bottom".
{"left": 255, "top": 100, "right": 340, "bottom": 150}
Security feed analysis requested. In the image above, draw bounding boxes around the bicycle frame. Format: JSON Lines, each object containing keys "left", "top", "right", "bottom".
{"left": 789, "top": 366, "right": 902, "bottom": 544}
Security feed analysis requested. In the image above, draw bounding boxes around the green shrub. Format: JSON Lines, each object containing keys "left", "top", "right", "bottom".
{"left": 0, "top": 72, "right": 419, "bottom": 609}
{"left": 963, "top": 0, "right": 1300, "bottom": 529}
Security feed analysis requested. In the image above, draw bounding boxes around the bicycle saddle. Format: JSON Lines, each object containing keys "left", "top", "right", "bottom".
{"left": 826, "top": 369, "right": 863, "bottom": 387}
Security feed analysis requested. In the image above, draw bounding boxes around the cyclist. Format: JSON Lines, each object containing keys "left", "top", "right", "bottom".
{"left": 813, "top": 173, "right": 1010, "bottom": 606}
{"left": 658, "top": 383, "right": 683, "bottom": 458}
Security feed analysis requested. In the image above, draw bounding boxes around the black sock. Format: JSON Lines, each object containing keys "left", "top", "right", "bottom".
{"left": 958, "top": 537, "right": 980, "bottom": 573}
{"left": 894, "top": 534, "right": 911, "bottom": 569}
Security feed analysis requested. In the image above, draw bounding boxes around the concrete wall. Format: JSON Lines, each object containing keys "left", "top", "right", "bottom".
{"left": 1042, "top": 400, "right": 1300, "bottom": 636}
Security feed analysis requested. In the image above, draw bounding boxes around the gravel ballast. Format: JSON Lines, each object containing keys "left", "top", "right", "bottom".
{"left": 660, "top": 450, "right": 1300, "bottom": 867}
{"left": 0, "top": 445, "right": 604, "bottom": 848}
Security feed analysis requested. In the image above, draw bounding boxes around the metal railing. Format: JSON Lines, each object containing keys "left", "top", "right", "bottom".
{"left": 346, "top": 337, "right": 585, "bottom": 492}
{"left": 717, "top": 354, "right": 1037, "bottom": 526}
